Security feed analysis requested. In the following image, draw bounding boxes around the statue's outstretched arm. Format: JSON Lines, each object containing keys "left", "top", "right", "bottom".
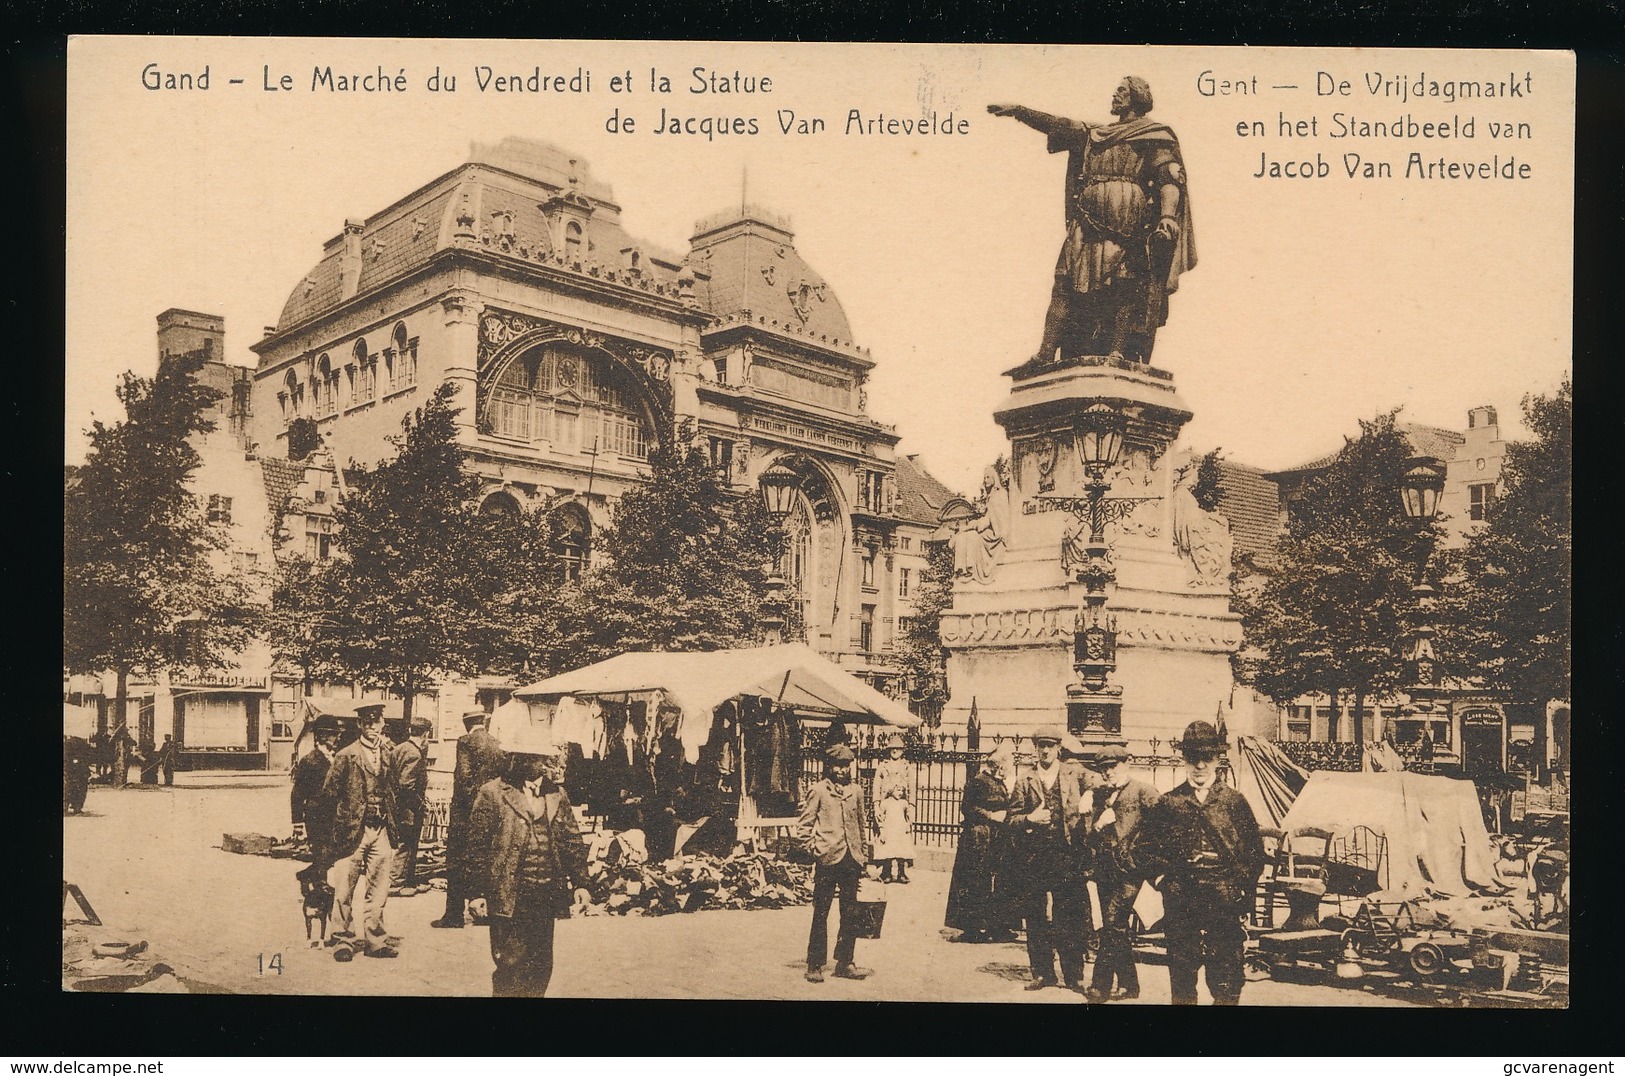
{"left": 986, "top": 103, "right": 1069, "bottom": 133}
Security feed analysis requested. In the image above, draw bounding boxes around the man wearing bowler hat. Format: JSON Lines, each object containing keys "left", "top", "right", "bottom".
{"left": 797, "top": 742, "right": 873, "bottom": 983}
{"left": 1007, "top": 725, "right": 1092, "bottom": 991}
{"left": 1133, "top": 720, "right": 1265, "bottom": 1005}
{"left": 434, "top": 707, "right": 507, "bottom": 928}
{"left": 1081, "top": 743, "right": 1160, "bottom": 1002}
{"left": 470, "top": 718, "right": 587, "bottom": 997}
{"left": 291, "top": 714, "right": 344, "bottom": 869}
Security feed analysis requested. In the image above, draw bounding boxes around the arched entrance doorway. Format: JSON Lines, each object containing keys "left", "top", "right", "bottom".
{"left": 759, "top": 455, "right": 844, "bottom": 645}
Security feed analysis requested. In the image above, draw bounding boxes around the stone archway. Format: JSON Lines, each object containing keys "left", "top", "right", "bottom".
{"left": 759, "top": 453, "right": 846, "bottom": 645}
{"left": 474, "top": 311, "right": 675, "bottom": 454}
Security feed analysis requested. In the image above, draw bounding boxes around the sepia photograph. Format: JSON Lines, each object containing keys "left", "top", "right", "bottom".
{"left": 62, "top": 38, "right": 1573, "bottom": 1008}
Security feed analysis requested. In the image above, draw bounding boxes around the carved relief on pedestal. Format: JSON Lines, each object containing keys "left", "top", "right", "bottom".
{"left": 1171, "top": 466, "right": 1234, "bottom": 589}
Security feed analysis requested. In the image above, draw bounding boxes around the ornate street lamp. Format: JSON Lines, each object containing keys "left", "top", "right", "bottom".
{"left": 1399, "top": 456, "right": 1446, "bottom": 715}
{"left": 757, "top": 466, "right": 799, "bottom": 646}
{"left": 1066, "top": 403, "right": 1128, "bottom": 740}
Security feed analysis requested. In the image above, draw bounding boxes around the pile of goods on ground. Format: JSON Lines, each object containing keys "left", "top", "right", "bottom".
{"left": 220, "top": 831, "right": 448, "bottom": 894}
{"left": 570, "top": 831, "right": 814, "bottom": 917}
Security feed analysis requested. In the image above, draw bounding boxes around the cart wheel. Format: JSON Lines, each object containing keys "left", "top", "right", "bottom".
{"left": 1408, "top": 942, "right": 1446, "bottom": 978}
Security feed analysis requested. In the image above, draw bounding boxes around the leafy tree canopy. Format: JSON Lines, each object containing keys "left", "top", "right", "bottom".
{"left": 551, "top": 420, "right": 775, "bottom": 669}
{"left": 1237, "top": 410, "right": 1440, "bottom": 738}
{"left": 1439, "top": 378, "right": 1571, "bottom": 706}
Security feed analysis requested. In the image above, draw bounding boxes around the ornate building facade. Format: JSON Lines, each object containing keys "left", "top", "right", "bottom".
{"left": 224, "top": 137, "right": 955, "bottom": 760}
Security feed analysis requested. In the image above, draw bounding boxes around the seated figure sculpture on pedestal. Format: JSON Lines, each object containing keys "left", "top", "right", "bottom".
{"left": 989, "top": 76, "right": 1197, "bottom": 367}
{"left": 951, "top": 467, "right": 1012, "bottom": 585}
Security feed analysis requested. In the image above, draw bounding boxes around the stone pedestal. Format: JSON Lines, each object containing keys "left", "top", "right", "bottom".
{"left": 940, "top": 356, "right": 1242, "bottom": 748}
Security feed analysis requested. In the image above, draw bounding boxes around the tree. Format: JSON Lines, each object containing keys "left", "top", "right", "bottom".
{"left": 270, "top": 382, "right": 558, "bottom": 721}
{"left": 65, "top": 349, "right": 255, "bottom": 786}
{"left": 895, "top": 540, "right": 955, "bottom": 726}
{"left": 551, "top": 420, "right": 775, "bottom": 669}
{"left": 1439, "top": 379, "right": 1571, "bottom": 707}
{"left": 1237, "top": 410, "right": 1439, "bottom": 743}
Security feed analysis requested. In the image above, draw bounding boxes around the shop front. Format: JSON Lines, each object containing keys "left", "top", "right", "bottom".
{"left": 171, "top": 683, "right": 273, "bottom": 771}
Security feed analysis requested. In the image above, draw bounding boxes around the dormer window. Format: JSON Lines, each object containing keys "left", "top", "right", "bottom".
{"left": 565, "top": 222, "right": 584, "bottom": 265}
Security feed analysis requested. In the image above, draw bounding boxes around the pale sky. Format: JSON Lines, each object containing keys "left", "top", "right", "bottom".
{"left": 67, "top": 40, "right": 1574, "bottom": 494}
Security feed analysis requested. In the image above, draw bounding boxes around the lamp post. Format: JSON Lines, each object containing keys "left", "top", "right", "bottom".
{"left": 1066, "top": 403, "right": 1128, "bottom": 741}
{"left": 1398, "top": 456, "right": 1446, "bottom": 722}
{"left": 758, "top": 465, "right": 799, "bottom": 646}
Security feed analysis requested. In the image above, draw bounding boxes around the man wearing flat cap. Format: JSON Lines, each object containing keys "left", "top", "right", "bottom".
{"left": 389, "top": 713, "right": 436, "bottom": 896}
{"left": 470, "top": 721, "right": 587, "bottom": 997}
{"left": 796, "top": 742, "right": 873, "bottom": 983}
{"left": 1007, "top": 725, "right": 1093, "bottom": 991}
{"left": 1081, "top": 744, "right": 1160, "bottom": 1002}
{"left": 434, "top": 708, "right": 506, "bottom": 929}
{"left": 1132, "top": 720, "right": 1265, "bottom": 1005}
{"left": 322, "top": 702, "right": 404, "bottom": 959}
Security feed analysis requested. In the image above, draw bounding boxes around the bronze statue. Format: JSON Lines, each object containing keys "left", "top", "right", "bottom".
{"left": 989, "top": 77, "right": 1196, "bottom": 366}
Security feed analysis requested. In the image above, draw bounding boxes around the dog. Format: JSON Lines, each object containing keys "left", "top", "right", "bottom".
{"left": 297, "top": 863, "right": 335, "bottom": 947}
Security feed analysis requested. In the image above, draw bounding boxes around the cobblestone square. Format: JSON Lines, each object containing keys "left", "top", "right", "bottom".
{"left": 63, "top": 780, "right": 1413, "bottom": 1005}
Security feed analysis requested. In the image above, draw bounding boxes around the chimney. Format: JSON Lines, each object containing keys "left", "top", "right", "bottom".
{"left": 339, "top": 218, "right": 366, "bottom": 300}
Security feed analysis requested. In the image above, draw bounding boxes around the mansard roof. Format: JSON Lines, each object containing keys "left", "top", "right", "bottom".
{"left": 273, "top": 138, "right": 692, "bottom": 333}
{"left": 689, "top": 207, "right": 865, "bottom": 362}
{"left": 268, "top": 139, "right": 871, "bottom": 371}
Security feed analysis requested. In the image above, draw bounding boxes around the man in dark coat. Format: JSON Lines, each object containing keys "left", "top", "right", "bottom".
{"left": 64, "top": 735, "right": 92, "bottom": 814}
{"left": 291, "top": 715, "right": 343, "bottom": 865}
{"left": 796, "top": 744, "right": 873, "bottom": 983}
{"left": 434, "top": 708, "right": 507, "bottom": 929}
{"left": 321, "top": 703, "right": 404, "bottom": 960}
{"left": 157, "top": 734, "right": 177, "bottom": 786}
{"left": 1007, "top": 726, "right": 1093, "bottom": 991}
{"left": 390, "top": 715, "right": 434, "bottom": 895}
{"left": 469, "top": 722, "right": 587, "bottom": 997}
{"left": 1133, "top": 721, "right": 1265, "bottom": 1005}
{"left": 1081, "top": 743, "right": 1161, "bottom": 1003}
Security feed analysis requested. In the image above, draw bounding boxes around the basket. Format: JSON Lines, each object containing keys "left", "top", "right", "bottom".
{"left": 852, "top": 878, "right": 888, "bottom": 939}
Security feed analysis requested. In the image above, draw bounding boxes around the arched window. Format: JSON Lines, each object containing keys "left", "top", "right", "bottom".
{"left": 314, "top": 355, "right": 336, "bottom": 417}
{"left": 485, "top": 346, "right": 650, "bottom": 459}
{"left": 549, "top": 503, "right": 591, "bottom": 582}
{"left": 564, "top": 221, "right": 583, "bottom": 265}
{"left": 388, "top": 322, "right": 417, "bottom": 393}
{"left": 282, "top": 369, "right": 301, "bottom": 418}
{"left": 480, "top": 491, "right": 522, "bottom": 519}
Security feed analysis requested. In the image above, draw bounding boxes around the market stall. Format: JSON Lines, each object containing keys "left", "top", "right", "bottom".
{"left": 513, "top": 643, "right": 921, "bottom": 852}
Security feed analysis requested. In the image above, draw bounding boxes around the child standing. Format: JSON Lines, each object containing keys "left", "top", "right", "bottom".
{"left": 871, "top": 733, "right": 914, "bottom": 883}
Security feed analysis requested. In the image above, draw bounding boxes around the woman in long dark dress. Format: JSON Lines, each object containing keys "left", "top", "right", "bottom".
{"left": 945, "top": 747, "right": 1013, "bottom": 941}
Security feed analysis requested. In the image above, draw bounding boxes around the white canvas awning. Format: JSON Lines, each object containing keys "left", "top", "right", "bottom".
{"left": 64, "top": 702, "right": 98, "bottom": 739}
{"left": 515, "top": 643, "right": 920, "bottom": 726}
{"left": 513, "top": 643, "right": 920, "bottom": 762}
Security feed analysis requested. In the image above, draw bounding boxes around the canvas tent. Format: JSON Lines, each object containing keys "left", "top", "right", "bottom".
{"left": 514, "top": 642, "right": 920, "bottom": 762}
{"left": 1277, "top": 770, "right": 1501, "bottom": 898}
{"left": 1230, "top": 735, "right": 1310, "bottom": 829}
